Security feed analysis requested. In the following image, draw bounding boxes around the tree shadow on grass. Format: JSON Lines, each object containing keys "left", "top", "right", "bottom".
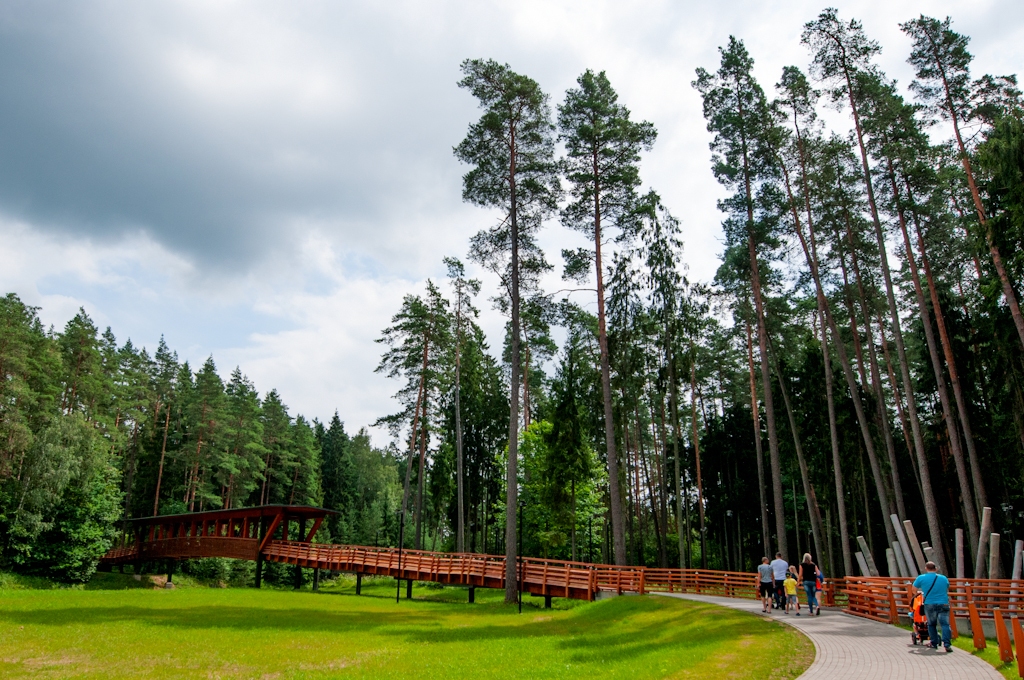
{"left": 0, "top": 605, "right": 436, "bottom": 635}
{"left": 388, "top": 597, "right": 778, "bottom": 665}
{"left": 0, "top": 592, "right": 780, "bottom": 669}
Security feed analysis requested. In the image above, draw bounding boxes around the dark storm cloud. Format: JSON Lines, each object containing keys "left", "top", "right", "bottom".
{"left": 0, "top": 1, "right": 486, "bottom": 270}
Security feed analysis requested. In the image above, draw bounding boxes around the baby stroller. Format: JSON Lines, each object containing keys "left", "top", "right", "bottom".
{"left": 910, "top": 592, "right": 931, "bottom": 645}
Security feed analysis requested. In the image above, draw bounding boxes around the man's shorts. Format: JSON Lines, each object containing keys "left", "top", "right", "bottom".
{"left": 759, "top": 582, "right": 774, "bottom": 597}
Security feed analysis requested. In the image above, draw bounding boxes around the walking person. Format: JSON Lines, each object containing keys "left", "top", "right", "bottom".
{"left": 770, "top": 552, "right": 788, "bottom": 610}
{"left": 909, "top": 561, "right": 953, "bottom": 653}
{"left": 799, "top": 553, "right": 819, "bottom": 616}
{"left": 757, "top": 557, "right": 774, "bottom": 613}
{"left": 784, "top": 570, "right": 800, "bottom": 615}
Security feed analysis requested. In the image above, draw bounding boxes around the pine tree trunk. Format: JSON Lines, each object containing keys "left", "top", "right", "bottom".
{"left": 656, "top": 395, "right": 670, "bottom": 568}
{"left": 415, "top": 404, "right": 427, "bottom": 550}
{"left": 455, "top": 294, "right": 465, "bottom": 553}
{"left": 781, "top": 161, "right": 895, "bottom": 555}
{"left": 740, "top": 135, "right": 786, "bottom": 558}
{"left": 778, "top": 148, "right": 895, "bottom": 554}
{"left": 818, "top": 304, "right": 852, "bottom": 576}
{"left": 875, "top": 313, "right": 923, "bottom": 496}
{"left": 593, "top": 165, "right": 626, "bottom": 566}
{"left": 838, "top": 58, "right": 931, "bottom": 549}
{"left": 401, "top": 342, "right": 429, "bottom": 548}
{"left": 892, "top": 179, "right": 980, "bottom": 552}
{"left": 571, "top": 480, "right": 577, "bottom": 562}
{"left": 905, "top": 179, "right": 988, "bottom": 511}
{"left": 153, "top": 404, "right": 171, "bottom": 516}
{"left": 638, "top": 415, "right": 662, "bottom": 566}
{"left": 668, "top": 348, "right": 686, "bottom": 567}
{"left": 745, "top": 320, "right": 771, "bottom": 558}
{"left": 769, "top": 337, "right": 827, "bottom": 567}
{"left": 690, "top": 362, "right": 707, "bottom": 568}
{"left": 122, "top": 422, "right": 139, "bottom": 520}
{"left": 829, "top": 229, "right": 898, "bottom": 548}
{"left": 504, "top": 124, "right": 521, "bottom": 604}
{"left": 843, "top": 223, "right": 906, "bottom": 521}
{"left": 523, "top": 344, "right": 531, "bottom": 428}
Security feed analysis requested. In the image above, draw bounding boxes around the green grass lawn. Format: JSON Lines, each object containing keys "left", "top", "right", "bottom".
{"left": 0, "top": 574, "right": 812, "bottom": 679}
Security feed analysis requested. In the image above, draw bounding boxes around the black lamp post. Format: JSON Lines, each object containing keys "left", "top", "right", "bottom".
{"left": 518, "top": 499, "right": 524, "bottom": 614}
{"left": 396, "top": 508, "right": 405, "bottom": 604}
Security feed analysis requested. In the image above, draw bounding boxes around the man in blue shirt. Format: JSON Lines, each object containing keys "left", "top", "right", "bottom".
{"left": 910, "top": 561, "right": 952, "bottom": 653}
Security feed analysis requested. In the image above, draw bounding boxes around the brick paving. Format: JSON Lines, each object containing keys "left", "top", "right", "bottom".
{"left": 658, "top": 593, "right": 1001, "bottom": 679}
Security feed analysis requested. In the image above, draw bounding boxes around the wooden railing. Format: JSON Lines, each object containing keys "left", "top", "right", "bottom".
{"left": 99, "top": 514, "right": 1024, "bottom": 619}
{"left": 839, "top": 576, "right": 1024, "bottom": 624}
{"left": 261, "top": 542, "right": 644, "bottom": 600}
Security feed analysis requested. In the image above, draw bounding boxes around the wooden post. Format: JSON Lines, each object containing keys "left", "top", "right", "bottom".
{"left": 950, "top": 610, "right": 959, "bottom": 639}
{"left": 294, "top": 517, "right": 306, "bottom": 590}
{"left": 1012, "top": 540, "right": 1023, "bottom": 612}
{"left": 255, "top": 515, "right": 266, "bottom": 589}
{"left": 991, "top": 533, "right": 1003, "bottom": 579}
{"left": 356, "top": 573, "right": 362, "bottom": 595}
{"left": 969, "top": 601, "right": 987, "bottom": 650}
{"left": 855, "top": 551, "right": 871, "bottom": 577}
{"left": 406, "top": 579, "right": 412, "bottom": 599}
{"left": 892, "top": 542, "right": 909, "bottom": 577}
{"left": 975, "top": 507, "right": 993, "bottom": 579}
{"left": 902, "top": 519, "right": 927, "bottom": 573}
{"left": 888, "top": 587, "right": 899, "bottom": 625}
{"left": 923, "top": 546, "right": 937, "bottom": 571}
{"left": 468, "top": 585, "right": 475, "bottom": 603}
{"left": 1012, "top": 615, "right": 1024, "bottom": 678}
{"left": 312, "top": 567, "right": 320, "bottom": 592}
{"left": 995, "top": 608, "right": 1014, "bottom": 663}
{"left": 856, "top": 537, "right": 879, "bottom": 576}
{"left": 885, "top": 549, "right": 899, "bottom": 579}
{"left": 891, "top": 515, "right": 919, "bottom": 578}
{"left": 544, "top": 595, "right": 552, "bottom": 609}
{"left": 955, "top": 529, "right": 965, "bottom": 578}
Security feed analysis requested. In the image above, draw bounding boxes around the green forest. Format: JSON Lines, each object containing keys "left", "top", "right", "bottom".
{"left": 2, "top": 9, "right": 1023, "bottom": 592}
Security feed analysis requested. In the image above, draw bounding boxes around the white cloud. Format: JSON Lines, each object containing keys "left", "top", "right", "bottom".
{"left": 0, "top": 0, "right": 1021, "bottom": 444}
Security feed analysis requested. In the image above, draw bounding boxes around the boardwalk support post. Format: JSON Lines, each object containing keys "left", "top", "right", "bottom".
{"left": 406, "top": 579, "right": 412, "bottom": 600}
{"left": 294, "top": 517, "right": 305, "bottom": 590}
{"left": 356, "top": 573, "right": 362, "bottom": 595}
{"left": 544, "top": 595, "right": 552, "bottom": 609}
{"left": 1012, "top": 615, "right": 1024, "bottom": 678}
{"left": 995, "top": 608, "right": 1014, "bottom": 663}
{"left": 969, "top": 601, "right": 987, "bottom": 650}
{"left": 468, "top": 586, "right": 475, "bottom": 604}
{"left": 312, "top": 567, "right": 320, "bottom": 592}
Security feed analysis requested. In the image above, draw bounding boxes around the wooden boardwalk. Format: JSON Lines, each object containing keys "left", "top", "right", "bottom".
{"left": 100, "top": 504, "right": 1024, "bottom": 627}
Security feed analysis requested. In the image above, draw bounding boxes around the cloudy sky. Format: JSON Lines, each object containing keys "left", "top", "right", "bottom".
{"left": 1, "top": 0, "right": 1020, "bottom": 441}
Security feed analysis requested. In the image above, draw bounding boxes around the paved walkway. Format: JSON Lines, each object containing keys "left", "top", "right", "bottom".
{"left": 657, "top": 593, "right": 1001, "bottom": 679}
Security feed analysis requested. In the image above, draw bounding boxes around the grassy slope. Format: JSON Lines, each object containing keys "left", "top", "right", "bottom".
{"left": 0, "top": 576, "right": 812, "bottom": 679}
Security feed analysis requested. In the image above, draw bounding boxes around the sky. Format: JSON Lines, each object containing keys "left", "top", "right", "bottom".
{"left": 1, "top": 0, "right": 1021, "bottom": 443}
